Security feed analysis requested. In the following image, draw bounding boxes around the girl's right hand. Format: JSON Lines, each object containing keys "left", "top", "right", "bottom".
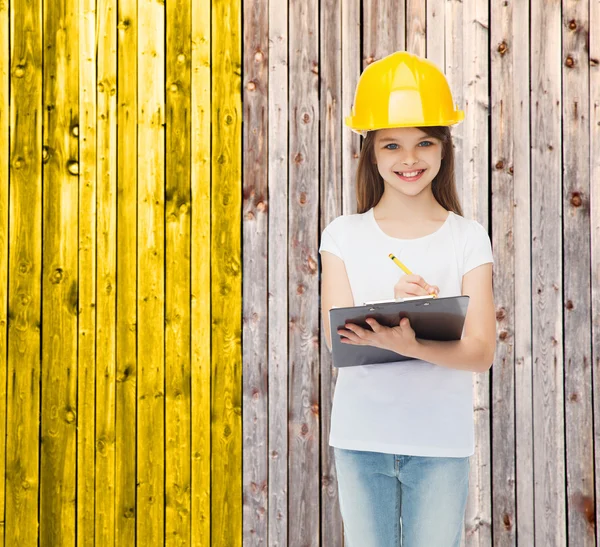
{"left": 393, "top": 274, "right": 440, "bottom": 299}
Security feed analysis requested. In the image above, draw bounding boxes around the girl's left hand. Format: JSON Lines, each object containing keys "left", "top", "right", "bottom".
{"left": 337, "top": 316, "right": 419, "bottom": 358}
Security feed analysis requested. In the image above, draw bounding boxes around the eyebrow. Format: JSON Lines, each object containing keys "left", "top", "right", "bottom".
{"left": 378, "top": 136, "right": 434, "bottom": 144}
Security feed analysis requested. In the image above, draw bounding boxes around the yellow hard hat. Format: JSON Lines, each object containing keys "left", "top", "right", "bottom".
{"left": 345, "top": 51, "right": 464, "bottom": 135}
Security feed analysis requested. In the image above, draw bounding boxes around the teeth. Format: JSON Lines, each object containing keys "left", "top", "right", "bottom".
{"left": 397, "top": 170, "right": 423, "bottom": 177}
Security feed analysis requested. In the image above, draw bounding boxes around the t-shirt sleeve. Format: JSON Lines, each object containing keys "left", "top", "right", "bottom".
{"left": 463, "top": 220, "right": 494, "bottom": 275}
{"left": 319, "top": 219, "right": 343, "bottom": 259}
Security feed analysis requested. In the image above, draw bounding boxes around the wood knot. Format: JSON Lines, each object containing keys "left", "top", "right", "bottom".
{"left": 508, "top": 166, "right": 514, "bottom": 175}
{"left": 570, "top": 192, "right": 582, "bottom": 207}
{"left": 591, "top": 58, "right": 599, "bottom": 67}
{"left": 570, "top": 392, "right": 579, "bottom": 402}
{"left": 297, "top": 284, "right": 305, "bottom": 294}
{"left": 503, "top": 513, "right": 512, "bottom": 530}
{"left": 294, "top": 153, "right": 303, "bottom": 164}
{"left": 565, "top": 56, "right": 575, "bottom": 68}
{"left": 568, "top": 19, "right": 577, "bottom": 30}
{"left": 299, "top": 192, "right": 307, "bottom": 204}
{"left": 246, "top": 81, "right": 256, "bottom": 91}
{"left": 302, "top": 113, "right": 310, "bottom": 124}
{"left": 254, "top": 50, "right": 264, "bottom": 63}
{"left": 499, "top": 330, "right": 509, "bottom": 341}
{"left": 566, "top": 300, "right": 574, "bottom": 310}
{"left": 496, "top": 308, "right": 506, "bottom": 320}
{"left": 497, "top": 41, "right": 508, "bottom": 55}
{"left": 572, "top": 492, "right": 595, "bottom": 526}
{"left": 365, "top": 56, "right": 375, "bottom": 64}
{"left": 495, "top": 160, "right": 504, "bottom": 170}
{"left": 300, "top": 423, "right": 309, "bottom": 436}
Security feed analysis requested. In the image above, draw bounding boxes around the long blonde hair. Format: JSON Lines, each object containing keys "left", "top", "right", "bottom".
{"left": 355, "top": 126, "right": 463, "bottom": 216}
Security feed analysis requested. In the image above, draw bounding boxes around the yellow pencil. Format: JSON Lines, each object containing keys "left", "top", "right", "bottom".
{"left": 388, "top": 253, "right": 412, "bottom": 275}
{"left": 388, "top": 253, "right": 438, "bottom": 298}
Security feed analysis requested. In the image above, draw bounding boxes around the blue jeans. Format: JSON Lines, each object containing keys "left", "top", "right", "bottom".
{"left": 334, "top": 447, "right": 470, "bottom": 547}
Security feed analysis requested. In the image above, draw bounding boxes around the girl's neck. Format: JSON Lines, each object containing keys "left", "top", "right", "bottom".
{"left": 373, "top": 190, "right": 447, "bottom": 222}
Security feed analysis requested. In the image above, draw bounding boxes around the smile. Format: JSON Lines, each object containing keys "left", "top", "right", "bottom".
{"left": 394, "top": 169, "right": 426, "bottom": 182}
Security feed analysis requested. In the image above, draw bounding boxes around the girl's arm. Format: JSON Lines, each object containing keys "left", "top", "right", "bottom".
{"left": 320, "top": 251, "right": 354, "bottom": 350}
{"left": 407, "top": 263, "right": 496, "bottom": 372}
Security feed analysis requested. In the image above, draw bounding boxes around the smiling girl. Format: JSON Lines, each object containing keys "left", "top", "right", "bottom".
{"left": 319, "top": 52, "right": 496, "bottom": 546}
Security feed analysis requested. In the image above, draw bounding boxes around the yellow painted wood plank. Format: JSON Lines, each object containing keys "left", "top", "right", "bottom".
{"left": 191, "top": 0, "right": 212, "bottom": 544}
{"left": 40, "top": 0, "right": 79, "bottom": 542}
{"left": 95, "top": 0, "right": 117, "bottom": 544}
{"left": 115, "top": 0, "right": 138, "bottom": 544}
{"left": 137, "top": 0, "right": 166, "bottom": 543}
{"left": 211, "top": 0, "right": 242, "bottom": 543}
{"left": 77, "top": 0, "right": 98, "bottom": 543}
{"left": 6, "top": 0, "right": 43, "bottom": 544}
{"left": 165, "top": 0, "right": 192, "bottom": 544}
{"left": 0, "top": 0, "right": 9, "bottom": 543}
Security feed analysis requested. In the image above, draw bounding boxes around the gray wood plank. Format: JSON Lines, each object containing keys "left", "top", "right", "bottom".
{"left": 268, "top": 2, "right": 290, "bottom": 545}
{"left": 562, "top": 0, "right": 595, "bottom": 544}
{"left": 490, "top": 1, "right": 517, "bottom": 544}
{"left": 319, "top": 0, "right": 343, "bottom": 544}
{"left": 288, "top": 0, "right": 321, "bottom": 543}
{"left": 531, "top": 1, "right": 567, "bottom": 544}
{"left": 242, "top": 0, "right": 269, "bottom": 544}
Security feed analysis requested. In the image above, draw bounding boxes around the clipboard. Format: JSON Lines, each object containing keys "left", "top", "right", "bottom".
{"left": 329, "top": 295, "right": 469, "bottom": 368}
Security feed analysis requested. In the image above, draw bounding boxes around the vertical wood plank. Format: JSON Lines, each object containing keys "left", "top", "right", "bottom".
{"left": 406, "top": 0, "right": 426, "bottom": 57}
{"left": 531, "top": 0, "right": 566, "bottom": 544}
{"left": 288, "top": 0, "right": 320, "bottom": 543}
{"left": 490, "top": 1, "right": 517, "bottom": 545}
{"left": 362, "top": 0, "right": 405, "bottom": 68}
{"left": 461, "top": 1, "right": 492, "bottom": 546}
{"left": 6, "top": 0, "right": 42, "bottom": 544}
{"left": 267, "top": 0, "right": 289, "bottom": 543}
{"left": 0, "top": 0, "right": 8, "bottom": 538}
{"left": 165, "top": 0, "right": 192, "bottom": 544}
{"left": 137, "top": 0, "right": 166, "bottom": 541}
{"left": 341, "top": 0, "right": 360, "bottom": 215}
{"left": 191, "top": 0, "right": 212, "bottom": 543}
{"left": 40, "top": 0, "right": 79, "bottom": 542}
{"left": 211, "top": 0, "right": 242, "bottom": 543}
{"left": 445, "top": 0, "right": 463, "bottom": 200}
{"left": 78, "top": 0, "right": 97, "bottom": 543}
{"left": 562, "top": 0, "right": 595, "bottom": 544}
{"left": 426, "top": 0, "right": 445, "bottom": 69}
{"left": 320, "top": 0, "right": 343, "bottom": 544}
{"left": 512, "top": 1, "right": 534, "bottom": 544}
{"left": 96, "top": 0, "right": 117, "bottom": 544}
{"left": 242, "top": 0, "right": 269, "bottom": 543}
{"left": 591, "top": 1, "right": 600, "bottom": 545}
{"left": 115, "top": 0, "right": 138, "bottom": 543}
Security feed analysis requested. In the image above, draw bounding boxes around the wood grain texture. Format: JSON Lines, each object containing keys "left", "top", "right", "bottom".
{"left": 288, "top": 0, "right": 320, "bottom": 544}
{"left": 406, "top": 0, "right": 426, "bottom": 57}
{"left": 6, "top": 0, "right": 43, "bottom": 545}
{"left": 591, "top": 1, "right": 600, "bottom": 545}
{"left": 341, "top": 0, "right": 359, "bottom": 215}
{"left": 531, "top": 0, "right": 567, "bottom": 544}
{"left": 426, "top": 0, "right": 444, "bottom": 69}
{"left": 40, "top": 0, "right": 79, "bottom": 543}
{"left": 242, "top": 0, "right": 269, "bottom": 544}
{"left": 211, "top": 0, "right": 242, "bottom": 544}
{"left": 165, "top": 0, "right": 192, "bottom": 544}
{"left": 0, "top": 0, "right": 8, "bottom": 540}
{"left": 490, "top": 1, "right": 516, "bottom": 545}
{"left": 267, "top": 1, "right": 289, "bottom": 543}
{"left": 191, "top": 0, "right": 212, "bottom": 544}
{"left": 137, "top": 0, "right": 166, "bottom": 543}
{"left": 115, "top": 0, "right": 138, "bottom": 543}
{"left": 320, "top": 0, "right": 343, "bottom": 544}
{"left": 95, "top": 0, "right": 117, "bottom": 544}
{"left": 363, "top": 0, "right": 405, "bottom": 68}
{"left": 461, "top": 2, "right": 492, "bottom": 546}
{"left": 512, "top": 1, "right": 534, "bottom": 545}
{"left": 562, "top": 1, "right": 595, "bottom": 544}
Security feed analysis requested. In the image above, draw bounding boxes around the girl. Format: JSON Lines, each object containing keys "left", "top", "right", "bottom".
{"left": 319, "top": 51, "right": 496, "bottom": 546}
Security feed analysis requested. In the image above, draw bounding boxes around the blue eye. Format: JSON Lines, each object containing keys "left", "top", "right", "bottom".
{"left": 384, "top": 143, "right": 399, "bottom": 150}
{"left": 418, "top": 141, "right": 434, "bottom": 147}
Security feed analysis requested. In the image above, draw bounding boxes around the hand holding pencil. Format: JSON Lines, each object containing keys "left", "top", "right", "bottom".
{"left": 389, "top": 253, "right": 440, "bottom": 299}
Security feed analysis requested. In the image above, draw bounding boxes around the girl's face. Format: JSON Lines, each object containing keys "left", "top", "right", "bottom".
{"left": 373, "top": 127, "right": 443, "bottom": 197}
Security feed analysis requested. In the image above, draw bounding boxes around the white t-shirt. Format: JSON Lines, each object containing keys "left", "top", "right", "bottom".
{"left": 319, "top": 207, "right": 494, "bottom": 457}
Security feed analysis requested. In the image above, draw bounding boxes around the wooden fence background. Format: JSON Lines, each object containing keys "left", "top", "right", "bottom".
{"left": 1, "top": 0, "right": 599, "bottom": 545}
